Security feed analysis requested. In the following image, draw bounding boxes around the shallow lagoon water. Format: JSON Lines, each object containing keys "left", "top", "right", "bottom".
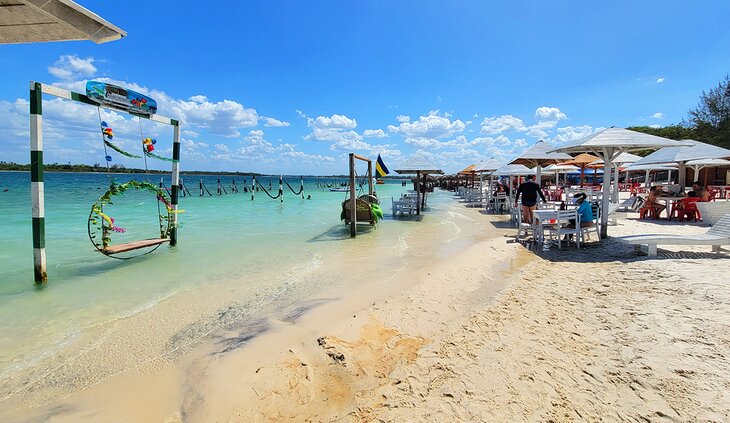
{"left": 0, "top": 171, "right": 466, "bottom": 405}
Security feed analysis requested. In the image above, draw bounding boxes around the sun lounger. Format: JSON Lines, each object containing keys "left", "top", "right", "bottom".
{"left": 619, "top": 213, "right": 730, "bottom": 257}
{"left": 696, "top": 201, "right": 730, "bottom": 226}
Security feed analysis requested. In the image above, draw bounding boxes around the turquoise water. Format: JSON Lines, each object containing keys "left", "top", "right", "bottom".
{"left": 0, "top": 171, "right": 465, "bottom": 405}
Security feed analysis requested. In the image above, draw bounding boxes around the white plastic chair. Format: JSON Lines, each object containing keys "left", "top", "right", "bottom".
{"left": 547, "top": 210, "right": 580, "bottom": 249}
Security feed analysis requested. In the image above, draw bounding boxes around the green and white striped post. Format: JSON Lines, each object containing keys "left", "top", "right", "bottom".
{"left": 30, "top": 81, "right": 47, "bottom": 284}
{"left": 170, "top": 121, "right": 181, "bottom": 246}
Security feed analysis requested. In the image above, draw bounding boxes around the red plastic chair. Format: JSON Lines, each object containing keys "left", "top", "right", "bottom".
{"left": 680, "top": 198, "right": 701, "bottom": 222}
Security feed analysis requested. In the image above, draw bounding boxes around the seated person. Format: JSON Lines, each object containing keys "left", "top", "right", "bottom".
{"left": 644, "top": 186, "right": 667, "bottom": 217}
{"left": 565, "top": 193, "right": 594, "bottom": 228}
{"left": 687, "top": 181, "right": 709, "bottom": 202}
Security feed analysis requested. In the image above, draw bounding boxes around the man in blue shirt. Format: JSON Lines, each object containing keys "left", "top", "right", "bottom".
{"left": 566, "top": 193, "right": 594, "bottom": 228}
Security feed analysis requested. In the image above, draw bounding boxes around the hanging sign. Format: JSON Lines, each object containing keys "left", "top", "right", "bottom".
{"left": 86, "top": 81, "right": 158, "bottom": 115}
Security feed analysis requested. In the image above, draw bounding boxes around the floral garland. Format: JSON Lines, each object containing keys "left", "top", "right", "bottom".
{"left": 88, "top": 180, "right": 182, "bottom": 250}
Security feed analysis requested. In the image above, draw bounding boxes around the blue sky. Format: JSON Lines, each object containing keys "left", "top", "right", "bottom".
{"left": 1, "top": 0, "right": 729, "bottom": 174}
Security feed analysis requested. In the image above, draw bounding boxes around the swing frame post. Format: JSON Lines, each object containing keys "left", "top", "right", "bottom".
{"left": 27, "top": 80, "right": 182, "bottom": 283}
{"left": 300, "top": 176, "right": 304, "bottom": 199}
{"left": 279, "top": 175, "right": 283, "bottom": 202}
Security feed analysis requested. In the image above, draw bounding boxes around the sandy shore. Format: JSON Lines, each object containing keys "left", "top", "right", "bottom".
{"left": 6, "top": 199, "right": 730, "bottom": 422}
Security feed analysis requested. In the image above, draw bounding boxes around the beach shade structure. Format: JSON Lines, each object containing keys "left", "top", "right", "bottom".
{"left": 588, "top": 152, "right": 642, "bottom": 202}
{"left": 473, "top": 157, "right": 504, "bottom": 173}
{"left": 509, "top": 140, "right": 572, "bottom": 185}
{"left": 458, "top": 164, "right": 477, "bottom": 187}
{"left": 395, "top": 153, "right": 444, "bottom": 215}
{"left": 0, "top": 0, "right": 126, "bottom": 44}
{"left": 558, "top": 153, "right": 601, "bottom": 187}
{"left": 631, "top": 140, "right": 730, "bottom": 188}
{"left": 623, "top": 163, "right": 679, "bottom": 187}
{"left": 474, "top": 157, "right": 505, "bottom": 198}
{"left": 685, "top": 158, "right": 730, "bottom": 180}
{"left": 544, "top": 163, "right": 579, "bottom": 186}
{"left": 550, "top": 127, "right": 693, "bottom": 238}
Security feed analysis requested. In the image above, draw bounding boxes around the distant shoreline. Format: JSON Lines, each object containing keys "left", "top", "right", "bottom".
{"left": 0, "top": 169, "right": 409, "bottom": 179}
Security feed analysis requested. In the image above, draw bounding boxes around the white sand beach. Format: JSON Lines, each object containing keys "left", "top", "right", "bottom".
{"left": 6, "top": 201, "right": 728, "bottom": 422}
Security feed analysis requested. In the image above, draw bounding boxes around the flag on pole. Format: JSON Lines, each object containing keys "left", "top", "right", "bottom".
{"left": 375, "top": 154, "right": 390, "bottom": 178}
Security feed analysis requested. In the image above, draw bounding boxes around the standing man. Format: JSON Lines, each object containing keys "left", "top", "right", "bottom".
{"left": 515, "top": 175, "right": 547, "bottom": 224}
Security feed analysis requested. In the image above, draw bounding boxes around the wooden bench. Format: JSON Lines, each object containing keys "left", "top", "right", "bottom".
{"left": 102, "top": 238, "right": 170, "bottom": 255}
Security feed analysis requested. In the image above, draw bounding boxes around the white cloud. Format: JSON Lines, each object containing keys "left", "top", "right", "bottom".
{"left": 480, "top": 115, "right": 526, "bottom": 135}
{"left": 363, "top": 129, "right": 387, "bottom": 138}
{"left": 526, "top": 128, "right": 549, "bottom": 138}
{"left": 651, "top": 112, "right": 665, "bottom": 119}
{"left": 189, "top": 95, "right": 207, "bottom": 103}
{"left": 395, "top": 115, "right": 410, "bottom": 123}
{"left": 534, "top": 106, "right": 567, "bottom": 123}
{"left": 281, "top": 151, "right": 335, "bottom": 162}
{"left": 648, "top": 124, "right": 661, "bottom": 129}
{"left": 310, "top": 114, "right": 357, "bottom": 130}
{"left": 388, "top": 110, "right": 465, "bottom": 139}
{"left": 655, "top": 77, "right": 665, "bottom": 84}
{"left": 214, "top": 143, "right": 229, "bottom": 152}
{"left": 262, "top": 117, "right": 290, "bottom": 127}
{"left": 48, "top": 55, "right": 97, "bottom": 81}
{"left": 551, "top": 125, "right": 599, "bottom": 145}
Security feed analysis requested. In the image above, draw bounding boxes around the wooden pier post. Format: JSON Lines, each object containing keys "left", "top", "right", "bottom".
{"left": 300, "top": 176, "right": 304, "bottom": 199}
{"left": 251, "top": 175, "right": 255, "bottom": 200}
{"left": 279, "top": 175, "right": 284, "bottom": 202}
{"left": 367, "top": 161, "right": 373, "bottom": 196}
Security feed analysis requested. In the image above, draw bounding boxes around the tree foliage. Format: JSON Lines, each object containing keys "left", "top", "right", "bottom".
{"left": 686, "top": 74, "right": 730, "bottom": 149}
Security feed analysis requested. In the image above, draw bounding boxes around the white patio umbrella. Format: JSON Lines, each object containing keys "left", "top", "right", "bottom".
{"left": 631, "top": 139, "right": 730, "bottom": 188}
{"left": 544, "top": 163, "right": 579, "bottom": 186}
{"left": 589, "top": 152, "right": 643, "bottom": 203}
{"left": 494, "top": 164, "right": 536, "bottom": 206}
{"left": 550, "top": 128, "right": 693, "bottom": 238}
{"left": 474, "top": 157, "right": 505, "bottom": 201}
{"left": 510, "top": 140, "right": 572, "bottom": 185}
{"left": 685, "top": 158, "right": 730, "bottom": 181}
{"left": 394, "top": 153, "right": 444, "bottom": 215}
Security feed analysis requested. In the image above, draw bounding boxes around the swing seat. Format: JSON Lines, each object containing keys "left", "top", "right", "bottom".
{"left": 102, "top": 238, "right": 169, "bottom": 255}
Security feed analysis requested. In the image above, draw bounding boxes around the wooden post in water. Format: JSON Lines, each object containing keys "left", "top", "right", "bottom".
{"left": 29, "top": 81, "right": 47, "bottom": 284}
{"left": 251, "top": 175, "right": 256, "bottom": 200}
{"left": 279, "top": 175, "right": 284, "bottom": 202}
{"left": 367, "top": 160, "right": 373, "bottom": 197}
{"left": 200, "top": 179, "right": 204, "bottom": 196}
{"left": 349, "top": 153, "right": 357, "bottom": 237}
{"left": 422, "top": 172, "right": 428, "bottom": 209}
{"left": 300, "top": 176, "right": 304, "bottom": 199}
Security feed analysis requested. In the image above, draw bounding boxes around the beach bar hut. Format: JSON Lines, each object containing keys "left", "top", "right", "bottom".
{"left": 394, "top": 153, "right": 444, "bottom": 215}
{"left": 550, "top": 128, "right": 693, "bottom": 238}
{"left": 510, "top": 140, "right": 572, "bottom": 185}
{"left": 0, "top": 0, "right": 126, "bottom": 44}
{"left": 631, "top": 140, "right": 730, "bottom": 189}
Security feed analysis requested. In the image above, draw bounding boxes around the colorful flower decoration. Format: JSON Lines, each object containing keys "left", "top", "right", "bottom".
{"left": 143, "top": 137, "right": 157, "bottom": 153}
{"left": 101, "top": 121, "right": 114, "bottom": 140}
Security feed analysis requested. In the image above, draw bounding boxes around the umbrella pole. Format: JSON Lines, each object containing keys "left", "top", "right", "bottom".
{"left": 580, "top": 166, "right": 585, "bottom": 187}
{"left": 612, "top": 163, "right": 619, "bottom": 203}
{"left": 600, "top": 148, "right": 615, "bottom": 239}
